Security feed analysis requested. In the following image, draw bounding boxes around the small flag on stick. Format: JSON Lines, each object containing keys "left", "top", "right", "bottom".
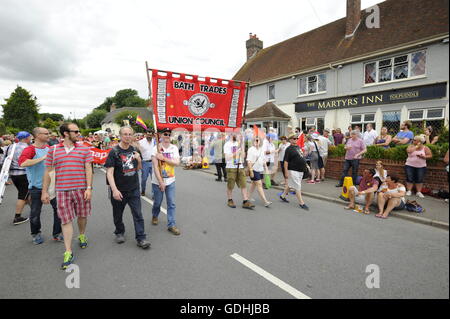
{"left": 136, "top": 115, "right": 148, "bottom": 130}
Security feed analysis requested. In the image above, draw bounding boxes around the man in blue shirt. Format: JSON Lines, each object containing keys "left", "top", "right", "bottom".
{"left": 19, "top": 127, "right": 62, "bottom": 245}
{"left": 392, "top": 121, "right": 414, "bottom": 145}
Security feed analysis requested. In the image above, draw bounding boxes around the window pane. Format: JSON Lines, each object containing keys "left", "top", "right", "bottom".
{"left": 379, "top": 59, "right": 392, "bottom": 67}
{"left": 411, "top": 50, "right": 426, "bottom": 76}
{"left": 308, "top": 76, "right": 317, "bottom": 94}
{"left": 306, "top": 118, "right": 315, "bottom": 125}
{"left": 382, "top": 111, "right": 401, "bottom": 135}
{"left": 351, "top": 115, "right": 362, "bottom": 122}
{"left": 426, "top": 119, "right": 445, "bottom": 135}
{"left": 365, "top": 63, "right": 376, "bottom": 84}
{"left": 379, "top": 66, "right": 392, "bottom": 82}
{"left": 394, "top": 55, "right": 408, "bottom": 64}
{"left": 394, "top": 64, "right": 408, "bottom": 79}
{"left": 364, "top": 114, "right": 375, "bottom": 122}
{"left": 409, "top": 110, "right": 424, "bottom": 119}
{"left": 299, "top": 77, "right": 307, "bottom": 95}
{"left": 426, "top": 108, "right": 443, "bottom": 118}
{"left": 317, "top": 118, "right": 324, "bottom": 134}
{"left": 268, "top": 85, "right": 275, "bottom": 100}
{"left": 318, "top": 74, "right": 326, "bottom": 92}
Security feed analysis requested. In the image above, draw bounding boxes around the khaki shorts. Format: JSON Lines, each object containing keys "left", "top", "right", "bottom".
{"left": 226, "top": 168, "right": 247, "bottom": 190}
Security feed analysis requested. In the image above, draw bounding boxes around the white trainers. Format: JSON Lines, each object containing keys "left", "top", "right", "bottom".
{"left": 416, "top": 192, "right": 425, "bottom": 198}
{"left": 406, "top": 191, "right": 412, "bottom": 196}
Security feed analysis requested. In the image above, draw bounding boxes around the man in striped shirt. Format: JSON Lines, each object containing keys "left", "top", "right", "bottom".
{"left": 42, "top": 123, "right": 93, "bottom": 270}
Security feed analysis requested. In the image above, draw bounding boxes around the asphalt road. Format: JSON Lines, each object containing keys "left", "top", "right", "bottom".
{"left": 0, "top": 168, "right": 448, "bottom": 299}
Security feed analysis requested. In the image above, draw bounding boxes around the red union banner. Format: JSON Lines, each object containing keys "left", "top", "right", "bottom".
{"left": 151, "top": 69, "right": 247, "bottom": 132}
{"left": 90, "top": 148, "right": 111, "bottom": 165}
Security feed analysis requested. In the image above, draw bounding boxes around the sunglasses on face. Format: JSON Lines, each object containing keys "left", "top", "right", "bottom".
{"left": 69, "top": 130, "right": 80, "bottom": 134}
{"left": 162, "top": 133, "right": 171, "bottom": 136}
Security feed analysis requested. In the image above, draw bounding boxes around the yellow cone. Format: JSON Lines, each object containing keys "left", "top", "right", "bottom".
{"left": 340, "top": 176, "right": 354, "bottom": 200}
{"left": 202, "top": 157, "right": 209, "bottom": 169}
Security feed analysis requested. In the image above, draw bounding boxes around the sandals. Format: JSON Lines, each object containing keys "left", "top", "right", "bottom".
{"left": 375, "top": 214, "right": 388, "bottom": 219}
{"left": 363, "top": 209, "right": 371, "bottom": 215}
{"left": 344, "top": 205, "right": 354, "bottom": 210}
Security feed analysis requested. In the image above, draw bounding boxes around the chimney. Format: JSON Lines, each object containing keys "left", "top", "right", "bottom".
{"left": 246, "top": 33, "right": 263, "bottom": 60}
{"left": 345, "top": 0, "right": 361, "bottom": 38}
{"left": 110, "top": 103, "right": 116, "bottom": 112}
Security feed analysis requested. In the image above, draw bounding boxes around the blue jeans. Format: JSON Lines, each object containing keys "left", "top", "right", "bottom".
{"left": 29, "top": 187, "right": 62, "bottom": 236}
{"left": 152, "top": 182, "right": 176, "bottom": 228}
{"left": 140, "top": 161, "right": 153, "bottom": 193}
{"left": 405, "top": 165, "right": 427, "bottom": 184}
{"left": 339, "top": 159, "right": 360, "bottom": 185}
{"left": 110, "top": 187, "right": 147, "bottom": 241}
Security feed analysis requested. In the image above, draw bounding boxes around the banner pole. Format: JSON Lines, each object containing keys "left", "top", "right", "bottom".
{"left": 146, "top": 62, "right": 163, "bottom": 179}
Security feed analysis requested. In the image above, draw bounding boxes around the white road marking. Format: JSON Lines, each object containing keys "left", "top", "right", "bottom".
{"left": 99, "top": 168, "right": 167, "bottom": 215}
{"left": 230, "top": 253, "right": 311, "bottom": 299}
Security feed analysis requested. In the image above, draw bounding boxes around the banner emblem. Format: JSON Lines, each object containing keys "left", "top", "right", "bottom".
{"left": 184, "top": 93, "right": 215, "bottom": 116}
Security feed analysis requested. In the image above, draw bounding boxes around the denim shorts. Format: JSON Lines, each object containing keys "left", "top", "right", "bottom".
{"left": 405, "top": 165, "right": 427, "bottom": 184}
{"left": 250, "top": 171, "right": 263, "bottom": 181}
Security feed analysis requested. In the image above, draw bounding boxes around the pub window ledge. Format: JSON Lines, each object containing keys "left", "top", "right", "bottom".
{"left": 362, "top": 74, "right": 427, "bottom": 88}
{"left": 297, "top": 91, "right": 327, "bottom": 99}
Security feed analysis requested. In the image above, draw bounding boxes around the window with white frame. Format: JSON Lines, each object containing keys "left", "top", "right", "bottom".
{"left": 364, "top": 50, "right": 426, "bottom": 84}
{"left": 300, "top": 117, "right": 324, "bottom": 134}
{"left": 408, "top": 108, "right": 445, "bottom": 134}
{"left": 350, "top": 113, "right": 376, "bottom": 132}
{"left": 268, "top": 84, "right": 275, "bottom": 100}
{"left": 299, "top": 73, "right": 326, "bottom": 96}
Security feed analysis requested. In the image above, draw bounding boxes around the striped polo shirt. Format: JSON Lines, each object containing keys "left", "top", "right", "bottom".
{"left": 45, "top": 142, "right": 93, "bottom": 191}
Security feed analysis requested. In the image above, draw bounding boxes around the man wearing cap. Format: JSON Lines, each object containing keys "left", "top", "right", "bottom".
{"left": 19, "top": 127, "right": 62, "bottom": 244}
{"left": 5, "top": 131, "right": 32, "bottom": 225}
{"left": 151, "top": 128, "right": 181, "bottom": 235}
{"left": 137, "top": 130, "right": 155, "bottom": 196}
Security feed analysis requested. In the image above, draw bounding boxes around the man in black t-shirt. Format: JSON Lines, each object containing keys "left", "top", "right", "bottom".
{"left": 105, "top": 126, "right": 150, "bottom": 249}
{"left": 279, "top": 134, "right": 309, "bottom": 210}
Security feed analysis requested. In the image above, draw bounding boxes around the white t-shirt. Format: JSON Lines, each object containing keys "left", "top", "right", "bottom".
{"left": 379, "top": 183, "right": 406, "bottom": 203}
{"left": 138, "top": 138, "right": 155, "bottom": 161}
{"left": 363, "top": 129, "right": 378, "bottom": 146}
{"left": 318, "top": 136, "right": 332, "bottom": 156}
{"left": 278, "top": 143, "right": 289, "bottom": 162}
{"left": 151, "top": 144, "right": 179, "bottom": 186}
{"left": 374, "top": 169, "right": 388, "bottom": 182}
{"left": 262, "top": 140, "right": 275, "bottom": 163}
{"left": 223, "top": 141, "right": 244, "bottom": 169}
{"left": 247, "top": 146, "right": 265, "bottom": 173}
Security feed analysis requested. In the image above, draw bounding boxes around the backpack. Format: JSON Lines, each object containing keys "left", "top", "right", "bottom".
{"left": 405, "top": 200, "right": 424, "bottom": 213}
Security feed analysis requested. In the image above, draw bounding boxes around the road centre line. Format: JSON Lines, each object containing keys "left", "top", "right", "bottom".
{"left": 230, "top": 253, "right": 311, "bottom": 299}
{"left": 99, "top": 168, "right": 167, "bottom": 215}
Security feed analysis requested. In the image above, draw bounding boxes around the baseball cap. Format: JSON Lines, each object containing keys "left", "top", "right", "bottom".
{"left": 16, "top": 131, "right": 31, "bottom": 140}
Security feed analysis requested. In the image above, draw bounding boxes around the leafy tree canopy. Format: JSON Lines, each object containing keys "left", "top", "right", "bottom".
{"left": 2, "top": 86, "right": 39, "bottom": 132}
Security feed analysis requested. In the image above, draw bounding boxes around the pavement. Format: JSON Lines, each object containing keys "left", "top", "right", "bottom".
{"left": 0, "top": 167, "right": 448, "bottom": 299}
{"left": 201, "top": 166, "right": 449, "bottom": 230}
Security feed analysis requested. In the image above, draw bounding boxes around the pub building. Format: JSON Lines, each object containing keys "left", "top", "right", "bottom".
{"left": 233, "top": 0, "right": 449, "bottom": 137}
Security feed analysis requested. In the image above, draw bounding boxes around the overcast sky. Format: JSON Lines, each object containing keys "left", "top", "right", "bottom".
{"left": 0, "top": 0, "right": 383, "bottom": 119}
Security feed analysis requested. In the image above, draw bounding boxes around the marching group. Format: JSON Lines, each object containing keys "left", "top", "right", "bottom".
{"left": 0, "top": 123, "right": 180, "bottom": 270}
{"left": 0, "top": 120, "right": 448, "bottom": 270}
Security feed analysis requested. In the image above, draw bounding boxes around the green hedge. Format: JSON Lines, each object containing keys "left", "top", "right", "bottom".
{"left": 329, "top": 143, "right": 448, "bottom": 164}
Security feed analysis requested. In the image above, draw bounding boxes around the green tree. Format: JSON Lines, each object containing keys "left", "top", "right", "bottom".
{"left": 95, "top": 97, "right": 114, "bottom": 112}
{"left": 85, "top": 109, "right": 107, "bottom": 128}
{"left": 2, "top": 86, "right": 39, "bottom": 132}
{"left": 113, "top": 89, "right": 139, "bottom": 108}
{"left": 0, "top": 120, "right": 6, "bottom": 135}
{"left": 42, "top": 118, "right": 58, "bottom": 131}
{"left": 40, "top": 113, "right": 64, "bottom": 122}
{"left": 123, "top": 95, "right": 146, "bottom": 108}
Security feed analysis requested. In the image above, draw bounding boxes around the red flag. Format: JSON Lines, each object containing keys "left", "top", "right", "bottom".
{"left": 253, "top": 125, "right": 265, "bottom": 140}
{"left": 297, "top": 132, "right": 305, "bottom": 149}
{"left": 151, "top": 69, "right": 247, "bottom": 132}
{"left": 89, "top": 148, "right": 111, "bottom": 165}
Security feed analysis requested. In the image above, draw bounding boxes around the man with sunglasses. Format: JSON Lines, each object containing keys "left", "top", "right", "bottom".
{"left": 151, "top": 128, "right": 181, "bottom": 235}
{"left": 19, "top": 127, "right": 62, "bottom": 245}
{"left": 42, "top": 123, "right": 93, "bottom": 269}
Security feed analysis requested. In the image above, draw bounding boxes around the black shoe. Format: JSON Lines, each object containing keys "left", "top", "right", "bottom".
{"left": 137, "top": 240, "right": 151, "bottom": 249}
{"left": 335, "top": 184, "right": 343, "bottom": 187}
{"left": 215, "top": 178, "right": 222, "bottom": 182}
{"left": 141, "top": 191, "right": 145, "bottom": 196}
{"left": 271, "top": 181, "right": 279, "bottom": 186}
{"left": 299, "top": 204, "right": 310, "bottom": 211}
{"left": 115, "top": 234, "right": 125, "bottom": 244}
{"left": 280, "top": 195, "right": 289, "bottom": 203}
{"left": 13, "top": 216, "right": 29, "bottom": 225}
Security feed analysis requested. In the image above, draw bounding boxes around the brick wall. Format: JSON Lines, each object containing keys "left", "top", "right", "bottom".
{"left": 325, "top": 157, "right": 449, "bottom": 191}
